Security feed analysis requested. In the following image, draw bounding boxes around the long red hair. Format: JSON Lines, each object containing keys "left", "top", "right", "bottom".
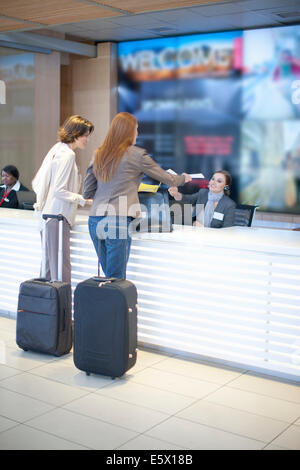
{"left": 93, "top": 112, "right": 137, "bottom": 182}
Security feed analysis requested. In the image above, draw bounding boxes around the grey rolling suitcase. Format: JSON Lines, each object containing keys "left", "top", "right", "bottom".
{"left": 16, "top": 214, "right": 72, "bottom": 356}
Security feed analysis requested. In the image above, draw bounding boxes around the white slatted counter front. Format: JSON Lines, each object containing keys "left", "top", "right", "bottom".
{"left": 1, "top": 208, "right": 300, "bottom": 382}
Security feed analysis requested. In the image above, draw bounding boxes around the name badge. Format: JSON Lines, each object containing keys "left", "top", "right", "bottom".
{"left": 213, "top": 211, "right": 224, "bottom": 221}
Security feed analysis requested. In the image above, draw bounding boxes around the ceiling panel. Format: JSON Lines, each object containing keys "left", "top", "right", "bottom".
{"left": 0, "top": 17, "right": 33, "bottom": 32}
{"left": 191, "top": 1, "right": 249, "bottom": 16}
{"left": 241, "top": 0, "right": 300, "bottom": 10}
{"left": 63, "top": 18, "right": 120, "bottom": 30}
{"left": 0, "top": 0, "right": 300, "bottom": 46}
{"left": 222, "top": 10, "right": 278, "bottom": 28}
{"left": 0, "top": 0, "right": 121, "bottom": 25}
{"left": 93, "top": 0, "right": 234, "bottom": 14}
{"left": 101, "top": 13, "right": 176, "bottom": 28}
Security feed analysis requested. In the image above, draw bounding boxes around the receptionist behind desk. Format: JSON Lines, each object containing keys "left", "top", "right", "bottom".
{"left": 169, "top": 170, "right": 236, "bottom": 228}
{"left": 0, "top": 165, "right": 29, "bottom": 208}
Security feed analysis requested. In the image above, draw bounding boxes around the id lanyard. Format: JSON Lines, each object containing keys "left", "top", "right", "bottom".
{"left": 0, "top": 188, "right": 12, "bottom": 206}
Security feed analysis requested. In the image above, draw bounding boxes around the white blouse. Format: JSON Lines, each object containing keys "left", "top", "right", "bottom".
{"left": 33, "top": 142, "right": 85, "bottom": 226}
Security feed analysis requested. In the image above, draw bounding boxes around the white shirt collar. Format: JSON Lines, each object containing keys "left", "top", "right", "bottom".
{"left": 1, "top": 180, "right": 21, "bottom": 191}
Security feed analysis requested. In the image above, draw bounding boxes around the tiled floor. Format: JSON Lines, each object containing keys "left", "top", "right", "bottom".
{"left": 0, "top": 315, "right": 299, "bottom": 450}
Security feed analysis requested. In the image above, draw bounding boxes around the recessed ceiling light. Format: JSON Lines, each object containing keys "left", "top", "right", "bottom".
{"left": 150, "top": 27, "right": 176, "bottom": 33}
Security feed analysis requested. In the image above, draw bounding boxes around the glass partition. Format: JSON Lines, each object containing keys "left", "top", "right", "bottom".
{"left": 0, "top": 47, "right": 35, "bottom": 190}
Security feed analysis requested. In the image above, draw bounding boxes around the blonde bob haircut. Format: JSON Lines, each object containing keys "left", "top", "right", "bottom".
{"left": 58, "top": 115, "right": 94, "bottom": 144}
{"left": 93, "top": 112, "right": 137, "bottom": 182}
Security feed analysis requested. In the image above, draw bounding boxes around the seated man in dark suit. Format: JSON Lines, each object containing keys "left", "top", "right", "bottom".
{"left": 0, "top": 165, "right": 29, "bottom": 208}
{"left": 169, "top": 170, "right": 236, "bottom": 228}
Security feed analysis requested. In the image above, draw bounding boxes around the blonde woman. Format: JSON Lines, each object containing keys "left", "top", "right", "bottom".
{"left": 83, "top": 112, "right": 191, "bottom": 279}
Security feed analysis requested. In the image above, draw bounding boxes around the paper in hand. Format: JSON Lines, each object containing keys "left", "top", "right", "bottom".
{"left": 167, "top": 169, "right": 204, "bottom": 179}
{"left": 190, "top": 173, "right": 204, "bottom": 178}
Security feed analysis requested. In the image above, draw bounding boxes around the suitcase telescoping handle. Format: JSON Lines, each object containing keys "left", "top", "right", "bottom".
{"left": 41, "top": 214, "right": 64, "bottom": 282}
{"left": 93, "top": 277, "right": 121, "bottom": 287}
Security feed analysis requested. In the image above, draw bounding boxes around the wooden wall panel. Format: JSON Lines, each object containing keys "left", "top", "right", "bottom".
{"left": 70, "top": 42, "right": 118, "bottom": 181}
{"left": 34, "top": 51, "right": 60, "bottom": 171}
{"left": 60, "top": 63, "right": 73, "bottom": 125}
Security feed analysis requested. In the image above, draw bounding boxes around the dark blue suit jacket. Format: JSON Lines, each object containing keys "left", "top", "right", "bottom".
{"left": 0, "top": 183, "right": 29, "bottom": 209}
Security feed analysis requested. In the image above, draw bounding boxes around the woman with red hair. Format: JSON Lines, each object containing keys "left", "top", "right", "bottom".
{"left": 83, "top": 112, "right": 191, "bottom": 279}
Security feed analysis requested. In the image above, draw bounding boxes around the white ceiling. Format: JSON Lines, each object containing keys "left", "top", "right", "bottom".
{"left": 46, "top": 0, "right": 300, "bottom": 42}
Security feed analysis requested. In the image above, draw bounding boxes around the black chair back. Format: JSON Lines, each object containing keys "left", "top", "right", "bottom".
{"left": 234, "top": 204, "right": 258, "bottom": 227}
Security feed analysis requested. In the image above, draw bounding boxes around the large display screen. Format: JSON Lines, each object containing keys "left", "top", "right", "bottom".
{"left": 118, "top": 26, "right": 300, "bottom": 213}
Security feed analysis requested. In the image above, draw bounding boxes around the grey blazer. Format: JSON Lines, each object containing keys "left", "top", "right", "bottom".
{"left": 181, "top": 188, "right": 236, "bottom": 228}
{"left": 83, "top": 145, "right": 186, "bottom": 218}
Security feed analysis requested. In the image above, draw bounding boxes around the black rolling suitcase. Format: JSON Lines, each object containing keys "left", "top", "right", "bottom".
{"left": 73, "top": 277, "right": 137, "bottom": 378}
{"left": 16, "top": 214, "right": 72, "bottom": 356}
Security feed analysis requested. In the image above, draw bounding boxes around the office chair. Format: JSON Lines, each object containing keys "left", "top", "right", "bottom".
{"left": 233, "top": 204, "right": 259, "bottom": 227}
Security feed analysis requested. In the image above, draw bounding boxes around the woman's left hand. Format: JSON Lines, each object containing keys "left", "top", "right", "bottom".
{"left": 84, "top": 199, "right": 93, "bottom": 206}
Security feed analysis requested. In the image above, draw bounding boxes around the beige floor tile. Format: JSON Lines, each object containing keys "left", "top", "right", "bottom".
{"left": 126, "top": 348, "right": 174, "bottom": 374}
{"left": 51, "top": 351, "right": 75, "bottom": 365}
{"left": 152, "top": 356, "right": 245, "bottom": 384}
{"left": 96, "top": 379, "right": 197, "bottom": 415}
{"left": 0, "top": 317, "right": 16, "bottom": 332}
{"left": 26, "top": 408, "right": 137, "bottom": 450}
{"left": 0, "top": 387, "right": 54, "bottom": 422}
{"left": 0, "top": 339, "right": 4, "bottom": 365}
{"left": 118, "top": 435, "right": 186, "bottom": 450}
{"left": 229, "top": 372, "right": 300, "bottom": 403}
{"left": 30, "top": 361, "right": 113, "bottom": 391}
{"left": 64, "top": 392, "right": 169, "bottom": 433}
{"left": 204, "top": 386, "right": 300, "bottom": 423}
{"left": 0, "top": 372, "right": 89, "bottom": 406}
{"left": 177, "top": 400, "right": 290, "bottom": 442}
{"left": 0, "top": 424, "right": 87, "bottom": 450}
{"left": 264, "top": 444, "right": 289, "bottom": 450}
{"left": 0, "top": 364, "right": 22, "bottom": 381}
{"left": 2, "top": 346, "right": 57, "bottom": 371}
{"left": 146, "top": 416, "right": 264, "bottom": 450}
{"left": 0, "top": 415, "right": 18, "bottom": 434}
{"left": 130, "top": 367, "right": 220, "bottom": 398}
{"left": 0, "top": 316, "right": 299, "bottom": 451}
{"left": 0, "top": 330, "right": 16, "bottom": 348}
{"left": 270, "top": 425, "right": 300, "bottom": 450}
{"left": 1, "top": 338, "right": 17, "bottom": 350}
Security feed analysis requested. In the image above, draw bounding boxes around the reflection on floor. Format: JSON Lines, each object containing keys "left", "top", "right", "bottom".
{"left": 0, "top": 315, "right": 299, "bottom": 450}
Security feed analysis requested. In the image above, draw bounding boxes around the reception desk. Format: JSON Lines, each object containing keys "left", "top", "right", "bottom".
{"left": 1, "top": 208, "right": 300, "bottom": 382}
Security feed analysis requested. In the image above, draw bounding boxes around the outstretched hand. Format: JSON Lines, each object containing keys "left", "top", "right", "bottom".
{"left": 182, "top": 173, "right": 192, "bottom": 183}
{"left": 168, "top": 187, "right": 182, "bottom": 201}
